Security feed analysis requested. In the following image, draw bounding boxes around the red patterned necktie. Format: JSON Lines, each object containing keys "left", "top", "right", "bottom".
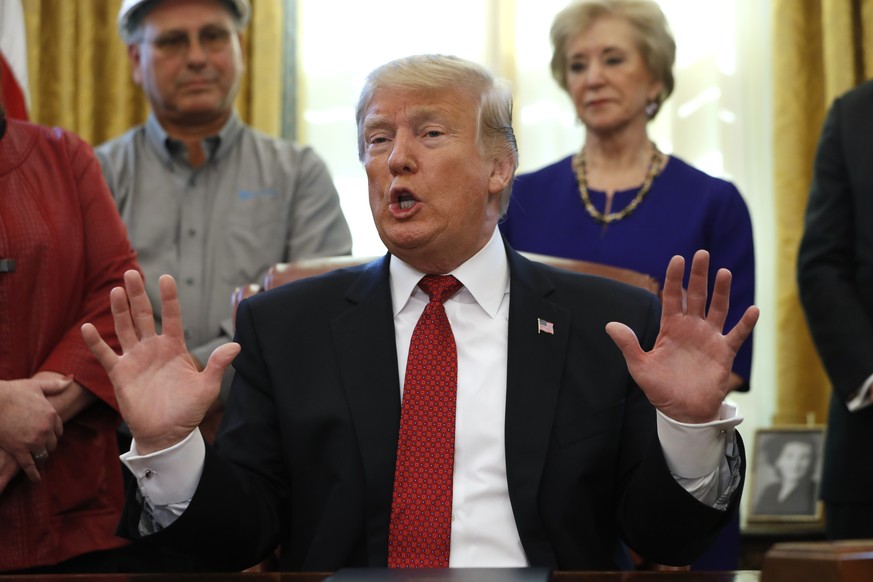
{"left": 387, "top": 274, "right": 463, "bottom": 568}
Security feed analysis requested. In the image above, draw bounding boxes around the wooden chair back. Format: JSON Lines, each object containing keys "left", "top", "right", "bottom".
{"left": 232, "top": 253, "right": 659, "bottom": 329}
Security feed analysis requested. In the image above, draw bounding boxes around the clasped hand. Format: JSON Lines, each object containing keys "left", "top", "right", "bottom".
{"left": 82, "top": 271, "right": 240, "bottom": 455}
{"left": 0, "top": 375, "right": 67, "bottom": 488}
{"left": 605, "top": 250, "right": 759, "bottom": 424}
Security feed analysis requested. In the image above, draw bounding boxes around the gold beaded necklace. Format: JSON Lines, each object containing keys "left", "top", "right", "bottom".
{"left": 573, "top": 143, "right": 663, "bottom": 225}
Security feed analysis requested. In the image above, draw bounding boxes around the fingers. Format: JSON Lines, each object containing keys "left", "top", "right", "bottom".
{"left": 660, "top": 255, "right": 686, "bottom": 317}
{"left": 685, "top": 250, "right": 710, "bottom": 318}
{"left": 203, "top": 343, "right": 242, "bottom": 386}
{"left": 45, "top": 410, "right": 63, "bottom": 452}
{"left": 15, "top": 452, "right": 41, "bottom": 482}
{"left": 109, "top": 284, "right": 140, "bottom": 354}
{"left": 82, "top": 322, "right": 120, "bottom": 372}
{"left": 37, "top": 376, "right": 74, "bottom": 396}
{"left": 157, "top": 274, "right": 185, "bottom": 339}
{"left": 706, "top": 268, "right": 733, "bottom": 331}
{"left": 604, "top": 322, "right": 644, "bottom": 367}
{"left": 0, "top": 451, "right": 18, "bottom": 494}
{"left": 725, "top": 305, "right": 760, "bottom": 352}
{"left": 124, "top": 270, "right": 157, "bottom": 340}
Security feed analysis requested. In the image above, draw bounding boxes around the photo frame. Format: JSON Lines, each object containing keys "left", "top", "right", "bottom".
{"left": 748, "top": 426, "right": 825, "bottom": 524}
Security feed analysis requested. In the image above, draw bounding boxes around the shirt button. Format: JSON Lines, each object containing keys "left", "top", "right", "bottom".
{"left": 144, "top": 469, "right": 153, "bottom": 479}
{"left": 186, "top": 277, "right": 195, "bottom": 286}
{"left": 188, "top": 228, "right": 197, "bottom": 237}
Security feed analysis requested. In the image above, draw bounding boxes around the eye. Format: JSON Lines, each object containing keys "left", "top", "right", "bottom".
{"left": 200, "top": 26, "right": 232, "bottom": 50}
{"left": 605, "top": 56, "right": 625, "bottom": 66}
{"left": 153, "top": 33, "right": 188, "bottom": 52}
{"left": 367, "top": 134, "right": 391, "bottom": 146}
{"left": 569, "top": 61, "right": 587, "bottom": 73}
{"left": 424, "top": 130, "right": 443, "bottom": 138}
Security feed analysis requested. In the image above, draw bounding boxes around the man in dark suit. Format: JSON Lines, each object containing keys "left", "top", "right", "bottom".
{"left": 83, "top": 54, "right": 758, "bottom": 572}
{"left": 798, "top": 79, "right": 873, "bottom": 540}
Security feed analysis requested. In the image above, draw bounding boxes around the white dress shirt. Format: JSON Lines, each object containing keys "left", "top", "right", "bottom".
{"left": 123, "top": 227, "right": 742, "bottom": 566}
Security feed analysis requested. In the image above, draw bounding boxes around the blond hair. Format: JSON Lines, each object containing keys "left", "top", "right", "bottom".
{"left": 356, "top": 54, "right": 519, "bottom": 212}
{"left": 549, "top": 0, "right": 675, "bottom": 117}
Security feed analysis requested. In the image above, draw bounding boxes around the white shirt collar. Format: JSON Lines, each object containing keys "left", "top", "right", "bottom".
{"left": 389, "top": 228, "right": 509, "bottom": 318}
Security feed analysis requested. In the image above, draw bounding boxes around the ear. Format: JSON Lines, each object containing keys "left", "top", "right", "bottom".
{"left": 648, "top": 78, "right": 664, "bottom": 103}
{"left": 128, "top": 44, "right": 144, "bottom": 86}
{"left": 488, "top": 152, "right": 515, "bottom": 197}
{"left": 235, "top": 31, "right": 246, "bottom": 70}
{"left": 237, "top": 32, "right": 246, "bottom": 59}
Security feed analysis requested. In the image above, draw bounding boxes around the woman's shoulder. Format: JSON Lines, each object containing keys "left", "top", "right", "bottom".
{"left": 512, "top": 155, "right": 575, "bottom": 195}
{"left": 662, "top": 154, "right": 744, "bottom": 199}
{"left": 516, "top": 155, "right": 575, "bottom": 180}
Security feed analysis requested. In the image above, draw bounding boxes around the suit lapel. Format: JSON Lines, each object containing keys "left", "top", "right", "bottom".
{"left": 504, "top": 249, "right": 571, "bottom": 564}
{"left": 331, "top": 255, "right": 400, "bottom": 564}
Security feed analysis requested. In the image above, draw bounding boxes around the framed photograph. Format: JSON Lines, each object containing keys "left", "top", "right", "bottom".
{"left": 748, "top": 426, "right": 825, "bottom": 523}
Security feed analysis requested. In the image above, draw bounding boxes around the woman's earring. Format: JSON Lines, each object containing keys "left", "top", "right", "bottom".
{"left": 645, "top": 100, "right": 659, "bottom": 118}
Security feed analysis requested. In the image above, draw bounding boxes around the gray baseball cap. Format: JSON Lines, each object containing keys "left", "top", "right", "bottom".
{"left": 117, "top": 0, "right": 252, "bottom": 42}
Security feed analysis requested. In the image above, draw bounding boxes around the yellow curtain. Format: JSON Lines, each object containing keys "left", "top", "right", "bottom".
{"left": 21, "top": 0, "right": 284, "bottom": 146}
{"left": 772, "top": 0, "right": 873, "bottom": 426}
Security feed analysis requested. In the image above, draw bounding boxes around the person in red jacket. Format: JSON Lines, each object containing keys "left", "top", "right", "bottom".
{"left": 0, "top": 93, "right": 141, "bottom": 571}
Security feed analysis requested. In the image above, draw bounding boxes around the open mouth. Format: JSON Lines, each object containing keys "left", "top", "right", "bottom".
{"left": 398, "top": 193, "right": 416, "bottom": 210}
{"left": 391, "top": 186, "right": 419, "bottom": 211}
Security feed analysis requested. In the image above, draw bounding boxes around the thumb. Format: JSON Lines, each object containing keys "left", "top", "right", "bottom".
{"left": 201, "top": 342, "right": 241, "bottom": 385}
{"left": 38, "top": 376, "right": 74, "bottom": 396}
{"left": 605, "top": 322, "right": 644, "bottom": 367}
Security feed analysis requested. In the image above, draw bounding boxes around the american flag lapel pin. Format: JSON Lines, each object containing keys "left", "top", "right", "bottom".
{"left": 537, "top": 318, "right": 554, "bottom": 335}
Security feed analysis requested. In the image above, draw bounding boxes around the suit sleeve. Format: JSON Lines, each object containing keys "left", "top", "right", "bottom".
{"left": 119, "top": 298, "right": 289, "bottom": 571}
{"left": 616, "top": 296, "right": 746, "bottom": 566}
{"left": 798, "top": 97, "right": 873, "bottom": 402}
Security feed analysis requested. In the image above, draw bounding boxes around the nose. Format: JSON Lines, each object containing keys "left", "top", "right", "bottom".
{"left": 387, "top": 133, "right": 417, "bottom": 175}
{"left": 186, "top": 36, "right": 208, "bottom": 65}
{"left": 585, "top": 61, "right": 605, "bottom": 86}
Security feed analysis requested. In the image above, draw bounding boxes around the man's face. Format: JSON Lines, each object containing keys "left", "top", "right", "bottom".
{"left": 128, "top": 0, "right": 243, "bottom": 127}
{"left": 361, "top": 86, "right": 512, "bottom": 274}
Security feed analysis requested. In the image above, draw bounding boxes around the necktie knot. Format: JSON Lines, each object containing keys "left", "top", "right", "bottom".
{"left": 419, "top": 275, "right": 462, "bottom": 305}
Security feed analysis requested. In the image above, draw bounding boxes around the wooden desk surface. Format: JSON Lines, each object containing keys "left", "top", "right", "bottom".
{"left": 0, "top": 571, "right": 761, "bottom": 581}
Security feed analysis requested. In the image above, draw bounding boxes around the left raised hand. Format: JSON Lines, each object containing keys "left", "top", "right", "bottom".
{"left": 605, "top": 249, "right": 759, "bottom": 424}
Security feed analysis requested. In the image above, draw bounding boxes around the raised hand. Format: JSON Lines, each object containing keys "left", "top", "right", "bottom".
{"left": 82, "top": 270, "right": 240, "bottom": 455}
{"left": 0, "top": 377, "right": 65, "bottom": 482}
{"left": 605, "top": 250, "right": 759, "bottom": 424}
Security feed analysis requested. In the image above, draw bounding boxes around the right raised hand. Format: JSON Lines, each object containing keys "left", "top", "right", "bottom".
{"left": 82, "top": 270, "right": 240, "bottom": 455}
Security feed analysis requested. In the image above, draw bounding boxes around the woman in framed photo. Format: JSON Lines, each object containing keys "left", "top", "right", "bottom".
{"left": 754, "top": 434, "right": 819, "bottom": 517}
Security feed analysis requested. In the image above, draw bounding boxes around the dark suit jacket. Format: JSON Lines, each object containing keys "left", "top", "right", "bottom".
{"left": 121, "top": 246, "right": 743, "bottom": 571}
{"left": 798, "top": 79, "right": 873, "bottom": 505}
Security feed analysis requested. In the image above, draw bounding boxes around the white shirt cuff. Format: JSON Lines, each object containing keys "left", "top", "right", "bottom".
{"left": 120, "top": 429, "right": 205, "bottom": 506}
{"left": 657, "top": 401, "right": 743, "bottom": 478}
{"left": 847, "top": 373, "right": 873, "bottom": 411}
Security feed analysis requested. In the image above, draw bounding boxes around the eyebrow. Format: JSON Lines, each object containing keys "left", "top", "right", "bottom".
{"left": 151, "top": 21, "right": 231, "bottom": 36}
{"left": 363, "top": 106, "right": 453, "bottom": 132}
{"left": 569, "top": 45, "right": 627, "bottom": 59}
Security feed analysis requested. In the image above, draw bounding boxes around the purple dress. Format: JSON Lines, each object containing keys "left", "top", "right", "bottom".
{"left": 500, "top": 154, "right": 755, "bottom": 386}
